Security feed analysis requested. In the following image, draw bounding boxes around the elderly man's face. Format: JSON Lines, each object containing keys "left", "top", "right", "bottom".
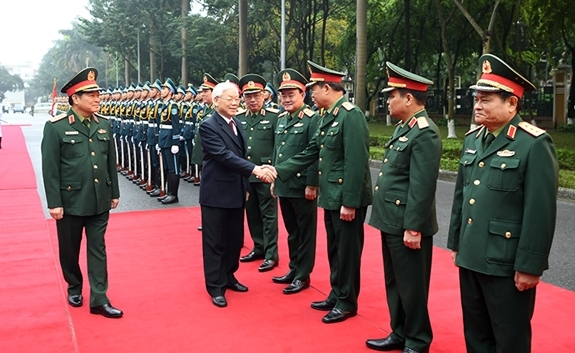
{"left": 203, "top": 89, "right": 213, "bottom": 105}
{"left": 243, "top": 90, "right": 264, "bottom": 113}
{"left": 214, "top": 88, "right": 240, "bottom": 118}
{"left": 474, "top": 91, "right": 517, "bottom": 131}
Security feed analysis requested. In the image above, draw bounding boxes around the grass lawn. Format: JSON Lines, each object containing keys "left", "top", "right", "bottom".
{"left": 367, "top": 121, "right": 575, "bottom": 189}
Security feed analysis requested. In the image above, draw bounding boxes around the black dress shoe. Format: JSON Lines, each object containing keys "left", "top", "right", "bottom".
{"left": 239, "top": 251, "right": 264, "bottom": 263}
{"left": 149, "top": 189, "right": 161, "bottom": 197}
{"left": 283, "top": 279, "right": 310, "bottom": 294}
{"left": 272, "top": 270, "right": 295, "bottom": 284}
{"left": 212, "top": 296, "right": 227, "bottom": 308}
{"left": 366, "top": 335, "right": 405, "bottom": 351}
{"left": 227, "top": 282, "right": 248, "bottom": 292}
{"left": 311, "top": 299, "right": 336, "bottom": 311}
{"left": 197, "top": 226, "right": 202, "bottom": 231}
{"left": 90, "top": 303, "right": 123, "bottom": 318}
{"left": 68, "top": 294, "right": 83, "bottom": 307}
{"left": 403, "top": 347, "right": 429, "bottom": 353}
{"left": 258, "top": 259, "right": 278, "bottom": 272}
{"left": 161, "top": 195, "right": 179, "bottom": 204}
{"left": 322, "top": 308, "right": 356, "bottom": 324}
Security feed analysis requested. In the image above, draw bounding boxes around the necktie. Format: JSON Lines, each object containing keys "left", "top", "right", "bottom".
{"left": 83, "top": 118, "right": 91, "bottom": 129}
{"left": 229, "top": 120, "right": 237, "bottom": 135}
{"left": 484, "top": 133, "right": 495, "bottom": 149}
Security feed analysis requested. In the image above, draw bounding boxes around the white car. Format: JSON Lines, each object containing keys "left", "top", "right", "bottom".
{"left": 34, "top": 103, "right": 52, "bottom": 115}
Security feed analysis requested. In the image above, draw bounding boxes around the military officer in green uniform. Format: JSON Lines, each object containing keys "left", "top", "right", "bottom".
{"left": 272, "top": 61, "right": 372, "bottom": 324}
{"left": 270, "top": 68, "right": 319, "bottom": 294}
{"left": 447, "top": 54, "right": 558, "bottom": 353}
{"left": 41, "top": 68, "right": 123, "bottom": 318}
{"left": 237, "top": 74, "right": 280, "bottom": 272}
{"left": 448, "top": 54, "right": 559, "bottom": 353}
{"left": 365, "top": 63, "right": 441, "bottom": 353}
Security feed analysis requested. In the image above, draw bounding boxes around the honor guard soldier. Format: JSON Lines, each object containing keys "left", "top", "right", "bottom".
{"left": 366, "top": 63, "right": 441, "bottom": 353}
{"left": 237, "top": 74, "right": 280, "bottom": 272}
{"left": 182, "top": 84, "right": 198, "bottom": 182}
{"left": 175, "top": 85, "right": 187, "bottom": 177}
{"left": 190, "top": 73, "right": 218, "bottom": 186}
{"left": 134, "top": 82, "right": 150, "bottom": 187}
{"left": 130, "top": 83, "right": 143, "bottom": 184}
{"left": 41, "top": 67, "right": 123, "bottom": 318}
{"left": 448, "top": 54, "right": 559, "bottom": 353}
{"left": 271, "top": 68, "right": 319, "bottom": 294}
{"left": 146, "top": 79, "right": 163, "bottom": 195}
{"left": 264, "top": 82, "right": 279, "bottom": 109}
{"left": 272, "top": 61, "right": 372, "bottom": 324}
{"left": 110, "top": 87, "right": 122, "bottom": 170}
{"left": 157, "top": 78, "right": 182, "bottom": 204}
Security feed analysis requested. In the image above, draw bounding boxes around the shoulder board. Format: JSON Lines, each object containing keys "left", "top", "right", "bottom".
{"left": 235, "top": 108, "right": 247, "bottom": 116}
{"left": 94, "top": 112, "right": 108, "bottom": 120}
{"left": 341, "top": 102, "right": 355, "bottom": 111}
{"left": 465, "top": 125, "right": 484, "bottom": 136}
{"left": 49, "top": 113, "right": 67, "bottom": 123}
{"left": 265, "top": 107, "right": 279, "bottom": 114}
{"left": 278, "top": 111, "right": 289, "bottom": 118}
{"left": 416, "top": 116, "right": 429, "bottom": 129}
{"left": 518, "top": 121, "right": 545, "bottom": 137}
{"left": 303, "top": 108, "right": 315, "bottom": 117}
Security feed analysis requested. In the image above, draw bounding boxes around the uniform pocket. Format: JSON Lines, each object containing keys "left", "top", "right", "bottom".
{"left": 324, "top": 127, "right": 341, "bottom": 149}
{"left": 62, "top": 136, "right": 84, "bottom": 158}
{"left": 60, "top": 181, "right": 82, "bottom": 208}
{"left": 388, "top": 142, "right": 409, "bottom": 169}
{"left": 459, "top": 154, "right": 477, "bottom": 186}
{"left": 485, "top": 219, "right": 521, "bottom": 266}
{"left": 382, "top": 190, "right": 408, "bottom": 227}
{"left": 487, "top": 157, "right": 521, "bottom": 191}
{"left": 97, "top": 134, "right": 109, "bottom": 154}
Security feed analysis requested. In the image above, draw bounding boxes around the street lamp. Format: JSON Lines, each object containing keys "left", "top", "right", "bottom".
{"left": 342, "top": 74, "right": 354, "bottom": 103}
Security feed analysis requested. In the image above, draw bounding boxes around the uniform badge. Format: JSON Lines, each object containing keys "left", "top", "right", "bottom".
{"left": 88, "top": 70, "right": 96, "bottom": 81}
{"left": 331, "top": 121, "right": 339, "bottom": 127}
{"left": 497, "top": 150, "right": 515, "bottom": 157}
{"left": 465, "top": 148, "right": 477, "bottom": 154}
{"left": 68, "top": 115, "right": 75, "bottom": 124}
{"left": 97, "top": 129, "right": 107, "bottom": 134}
{"left": 398, "top": 136, "right": 408, "bottom": 142}
{"left": 241, "top": 121, "right": 246, "bottom": 124}
{"left": 279, "top": 124, "right": 285, "bottom": 128}
{"left": 482, "top": 60, "right": 492, "bottom": 74}
{"left": 248, "top": 81, "right": 255, "bottom": 88}
{"left": 282, "top": 72, "right": 291, "bottom": 81}
{"left": 408, "top": 117, "right": 417, "bottom": 128}
{"left": 65, "top": 131, "right": 79, "bottom": 135}
{"left": 260, "top": 120, "right": 270, "bottom": 124}
{"left": 294, "top": 122, "right": 303, "bottom": 127}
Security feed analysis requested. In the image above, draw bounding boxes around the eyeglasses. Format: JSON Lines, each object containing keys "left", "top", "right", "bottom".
{"left": 220, "top": 96, "right": 241, "bottom": 103}
{"left": 243, "top": 92, "right": 262, "bottom": 100}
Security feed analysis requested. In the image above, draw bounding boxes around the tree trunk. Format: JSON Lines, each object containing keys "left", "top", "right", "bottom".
{"left": 355, "top": 0, "right": 367, "bottom": 111}
{"left": 238, "top": 0, "right": 248, "bottom": 76}
{"left": 181, "top": 0, "right": 189, "bottom": 85}
{"left": 404, "top": 0, "right": 411, "bottom": 68}
{"left": 149, "top": 22, "right": 157, "bottom": 82}
{"left": 124, "top": 55, "right": 130, "bottom": 86}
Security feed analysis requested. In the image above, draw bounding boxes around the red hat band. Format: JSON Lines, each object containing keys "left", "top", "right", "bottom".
{"left": 478, "top": 73, "right": 525, "bottom": 98}
{"left": 388, "top": 77, "right": 428, "bottom": 92}
{"left": 279, "top": 80, "right": 305, "bottom": 91}
{"left": 310, "top": 72, "right": 342, "bottom": 84}
{"left": 241, "top": 82, "right": 265, "bottom": 93}
{"left": 66, "top": 80, "right": 98, "bottom": 96}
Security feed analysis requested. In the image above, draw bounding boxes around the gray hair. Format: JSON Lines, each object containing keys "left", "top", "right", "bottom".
{"left": 212, "top": 81, "right": 239, "bottom": 99}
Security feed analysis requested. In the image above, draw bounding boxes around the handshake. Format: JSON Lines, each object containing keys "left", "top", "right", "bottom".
{"left": 253, "top": 165, "right": 277, "bottom": 183}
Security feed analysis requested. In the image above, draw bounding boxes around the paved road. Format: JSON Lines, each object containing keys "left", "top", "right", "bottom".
{"left": 5, "top": 112, "right": 574, "bottom": 291}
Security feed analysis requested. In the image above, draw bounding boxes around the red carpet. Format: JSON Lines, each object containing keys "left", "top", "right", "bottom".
{"left": 1, "top": 125, "right": 575, "bottom": 352}
{"left": 0, "top": 125, "right": 37, "bottom": 190}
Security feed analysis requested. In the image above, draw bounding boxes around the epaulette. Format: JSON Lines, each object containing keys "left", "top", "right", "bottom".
{"left": 94, "top": 112, "right": 108, "bottom": 120}
{"left": 278, "top": 111, "right": 289, "bottom": 118}
{"left": 236, "top": 108, "right": 247, "bottom": 116}
{"left": 518, "top": 121, "right": 545, "bottom": 137}
{"left": 49, "top": 113, "right": 67, "bottom": 123}
{"left": 341, "top": 102, "right": 355, "bottom": 111}
{"left": 416, "top": 116, "right": 429, "bottom": 129}
{"left": 265, "top": 107, "right": 279, "bottom": 114}
{"left": 303, "top": 108, "right": 315, "bottom": 117}
{"left": 465, "top": 125, "right": 484, "bottom": 136}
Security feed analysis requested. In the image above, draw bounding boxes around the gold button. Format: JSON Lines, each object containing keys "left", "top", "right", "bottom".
{"left": 284, "top": 131, "right": 287, "bottom": 134}
{"left": 469, "top": 199, "right": 475, "bottom": 205}
{"left": 505, "top": 231, "right": 511, "bottom": 239}
{"left": 89, "top": 138, "right": 93, "bottom": 143}
{"left": 320, "top": 144, "right": 324, "bottom": 149}
{"left": 464, "top": 160, "right": 468, "bottom": 165}
{"left": 296, "top": 173, "right": 301, "bottom": 177}
{"left": 318, "top": 171, "right": 322, "bottom": 176}
{"left": 330, "top": 131, "right": 334, "bottom": 135}
{"left": 501, "top": 163, "right": 506, "bottom": 169}
{"left": 338, "top": 178, "right": 343, "bottom": 184}
{"left": 474, "top": 180, "right": 480, "bottom": 186}
{"left": 375, "top": 186, "right": 379, "bottom": 191}
{"left": 319, "top": 157, "right": 322, "bottom": 162}
{"left": 95, "top": 178, "right": 99, "bottom": 183}
{"left": 91, "top": 152, "right": 96, "bottom": 156}
{"left": 384, "top": 158, "right": 388, "bottom": 163}
{"left": 93, "top": 165, "right": 98, "bottom": 169}
{"left": 247, "top": 156, "right": 251, "bottom": 160}
{"left": 468, "top": 218, "right": 473, "bottom": 224}
{"left": 279, "top": 153, "right": 283, "bottom": 157}
{"left": 71, "top": 139, "right": 75, "bottom": 144}
{"left": 67, "top": 186, "right": 71, "bottom": 191}
{"left": 479, "top": 161, "right": 485, "bottom": 168}
{"left": 250, "top": 127, "right": 254, "bottom": 131}
{"left": 249, "top": 136, "right": 252, "bottom": 140}
{"left": 395, "top": 199, "right": 401, "bottom": 206}
{"left": 282, "top": 142, "right": 285, "bottom": 145}
{"left": 379, "top": 172, "right": 383, "bottom": 177}
{"left": 389, "top": 145, "right": 393, "bottom": 149}
{"left": 248, "top": 146, "right": 251, "bottom": 149}
{"left": 321, "top": 131, "right": 325, "bottom": 136}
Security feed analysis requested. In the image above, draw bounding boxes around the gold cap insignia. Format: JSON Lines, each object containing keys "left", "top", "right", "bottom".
{"left": 88, "top": 70, "right": 96, "bottom": 81}
{"left": 482, "top": 60, "right": 492, "bottom": 74}
{"left": 203, "top": 76, "right": 208, "bottom": 83}
{"left": 282, "top": 72, "right": 291, "bottom": 81}
{"left": 248, "top": 81, "right": 255, "bottom": 87}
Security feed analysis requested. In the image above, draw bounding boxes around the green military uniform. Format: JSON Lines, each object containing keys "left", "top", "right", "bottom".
{"left": 41, "top": 68, "right": 120, "bottom": 309}
{"left": 367, "top": 62, "right": 441, "bottom": 352}
{"left": 275, "top": 62, "right": 372, "bottom": 313}
{"left": 273, "top": 69, "right": 320, "bottom": 285}
{"left": 237, "top": 73, "right": 279, "bottom": 264}
{"left": 190, "top": 74, "right": 218, "bottom": 167}
{"left": 448, "top": 54, "right": 559, "bottom": 353}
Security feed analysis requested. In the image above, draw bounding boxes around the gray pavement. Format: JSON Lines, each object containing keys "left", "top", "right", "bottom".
{"left": 4, "top": 111, "right": 574, "bottom": 291}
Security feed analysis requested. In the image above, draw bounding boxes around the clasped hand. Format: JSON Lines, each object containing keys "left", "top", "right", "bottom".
{"left": 253, "top": 165, "right": 277, "bottom": 183}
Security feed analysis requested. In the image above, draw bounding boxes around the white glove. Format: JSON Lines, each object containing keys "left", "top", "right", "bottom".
{"left": 156, "top": 144, "right": 161, "bottom": 152}
{"left": 171, "top": 145, "right": 179, "bottom": 154}
{"left": 138, "top": 142, "right": 142, "bottom": 147}
{"left": 179, "top": 136, "right": 184, "bottom": 141}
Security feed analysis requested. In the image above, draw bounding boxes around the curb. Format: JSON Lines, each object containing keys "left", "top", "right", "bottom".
{"left": 369, "top": 159, "right": 575, "bottom": 202}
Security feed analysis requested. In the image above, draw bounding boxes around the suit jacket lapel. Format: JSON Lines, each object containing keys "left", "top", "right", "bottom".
{"left": 218, "top": 114, "right": 242, "bottom": 149}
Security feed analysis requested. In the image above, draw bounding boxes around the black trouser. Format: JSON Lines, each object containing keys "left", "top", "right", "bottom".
{"left": 56, "top": 212, "right": 110, "bottom": 307}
